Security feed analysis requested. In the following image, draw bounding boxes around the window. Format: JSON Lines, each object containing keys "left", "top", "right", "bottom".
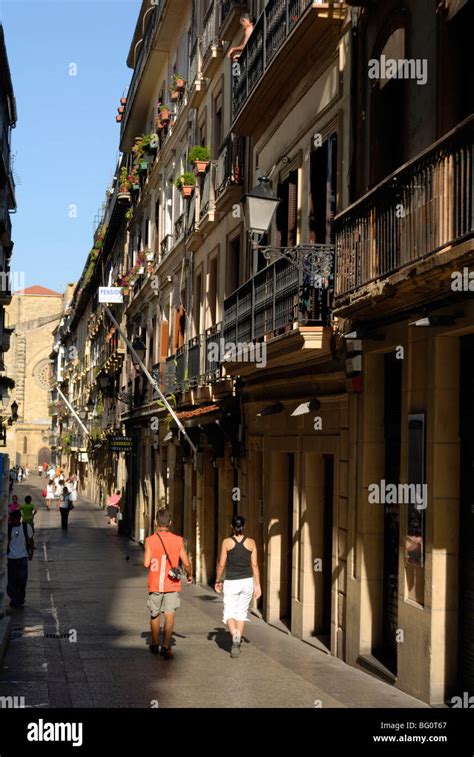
{"left": 207, "top": 255, "right": 218, "bottom": 327}
{"left": 309, "top": 132, "right": 337, "bottom": 245}
{"left": 213, "top": 90, "right": 223, "bottom": 156}
{"left": 276, "top": 170, "right": 298, "bottom": 248}
{"left": 226, "top": 235, "right": 241, "bottom": 296}
{"left": 194, "top": 271, "right": 202, "bottom": 336}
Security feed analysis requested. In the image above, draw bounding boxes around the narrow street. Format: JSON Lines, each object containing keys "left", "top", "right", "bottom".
{"left": 0, "top": 478, "right": 427, "bottom": 709}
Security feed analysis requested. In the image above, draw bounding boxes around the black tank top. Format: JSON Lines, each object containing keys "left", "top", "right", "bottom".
{"left": 226, "top": 536, "right": 253, "bottom": 580}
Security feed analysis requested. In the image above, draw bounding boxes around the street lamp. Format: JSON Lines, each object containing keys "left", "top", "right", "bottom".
{"left": 131, "top": 338, "right": 146, "bottom": 368}
{"left": 242, "top": 176, "right": 333, "bottom": 279}
{"left": 241, "top": 176, "right": 280, "bottom": 240}
{"left": 86, "top": 398, "right": 95, "bottom": 414}
{"left": 10, "top": 400, "right": 18, "bottom": 421}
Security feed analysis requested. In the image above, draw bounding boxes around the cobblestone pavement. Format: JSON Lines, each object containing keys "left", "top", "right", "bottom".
{"left": 0, "top": 477, "right": 428, "bottom": 709}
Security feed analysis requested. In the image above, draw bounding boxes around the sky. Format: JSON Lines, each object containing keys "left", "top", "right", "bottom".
{"left": 0, "top": 0, "right": 141, "bottom": 294}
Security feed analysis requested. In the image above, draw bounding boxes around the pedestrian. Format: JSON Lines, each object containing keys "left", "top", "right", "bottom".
{"left": 54, "top": 478, "right": 63, "bottom": 509}
{"left": 25, "top": 463, "right": 30, "bottom": 479}
{"left": 227, "top": 13, "right": 255, "bottom": 59}
{"left": 107, "top": 490, "right": 121, "bottom": 525}
{"left": 67, "top": 475, "right": 78, "bottom": 506}
{"left": 45, "top": 479, "right": 55, "bottom": 511}
{"left": 8, "top": 494, "right": 20, "bottom": 512}
{"left": 59, "top": 486, "right": 72, "bottom": 531}
{"left": 143, "top": 508, "right": 193, "bottom": 658}
{"left": 7, "top": 510, "right": 34, "bottom": 608}
{"left": 214, "top": 515, "right": 262, "bottom": 658}
{"left": 17, "top": 466, "right": 23, "bottom": 483}
{"left": 38, "top": 464, "right": 43, "bottom": 478}
{"left": 8, "top": 468, "right": 14, "bottom": 494}
{"left": 48, "top": 464, "right": 55, "bottom": 479}
{"left": 20, "top": 496, "right": 37, "bottom": 534}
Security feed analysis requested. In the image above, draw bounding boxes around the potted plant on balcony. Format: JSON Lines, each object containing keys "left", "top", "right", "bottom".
{"left": 159, "top": 104, "right": 170, "bottom": 122}
{"left": 136, "top": 257, "right": 145, "bottom": 274}
{"left": 118, "top": 167, "right": 131, "bottom": 202}
{"left": 144, "top": 248, "right": 155, "bottom": 262}
{"left": 189, "top": 145, "right": 212, "bottom": 174}
{"left": 175, "top": 172, "right": 196, "bottom": 198}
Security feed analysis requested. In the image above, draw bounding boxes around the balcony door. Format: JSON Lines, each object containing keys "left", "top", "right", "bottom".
{"left": 309, "top": 132, "right": 337, "bottom": 244}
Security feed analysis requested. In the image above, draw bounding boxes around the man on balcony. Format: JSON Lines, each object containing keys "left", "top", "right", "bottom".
{"left": 227, "top": 13, "right": 255, "bottom": 59}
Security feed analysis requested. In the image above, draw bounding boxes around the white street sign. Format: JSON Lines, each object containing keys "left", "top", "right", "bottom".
{"left": 99, "top": 287, "right": 123, "bottom": 304}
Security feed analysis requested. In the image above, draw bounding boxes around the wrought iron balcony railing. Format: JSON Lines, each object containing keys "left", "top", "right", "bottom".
{"left": 223, "top": 246, "right": 334, "bottom": 347}
{"left": 121, "top": 3, "right": 162, "bottom": 139}
{"left": 187, "top": 336, "right": 201, "bottom": 388}
{"left": 335, "top": 115, "right": 474, "bottom": 296}
{"left": 216, "top": 134, "right": 244, "bottom": 200}
{"left": 202, "top": 0, "right": 220, "bottom": 59}
{"left": 232, "top": 0, "right": 340, "bottom": 122}
{"left": 205, "top": 322, "right": 223, "bottom": 383}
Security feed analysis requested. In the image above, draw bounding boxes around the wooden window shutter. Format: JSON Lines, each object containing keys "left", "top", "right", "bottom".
{"left": 159, "top": 320, "right": 169, "bottom": 361}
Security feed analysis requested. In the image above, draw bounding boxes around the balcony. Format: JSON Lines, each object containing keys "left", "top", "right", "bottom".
{"left": 222, "top": 247, "right": 334, "bottom": 373}
{"left": 215, "top": 134, "right": 245, "bottom": 213}
{"left": 160, "top": 234, "right": 174, "bottom": 259}
{"left": 0, "top": 206, "right": 12, "bottom": 247}
{"left": 188, "top": 37, "right": 207, "bottom": 109}
{"left": 199, "top": 165, "right": 217, "bottom": 234}
{"left": 220, "top": 0, "right": 250, "bottom": 40}
{"left": 187, "top": 336, "right": 201, "bottom": 388}
{"left": 120, "top": 0, "right": 188, "bottom": 151}
{"left": 205, "top": 323, "right": 223, "bottom": 383}
{"left": 185, "top": 193, "right": 202, "bottom": 251}
{"left": 335, "top": 115, "right": 474, "bottom": 320}
{"left": 0, "top": 327, "right": 13, "bottom": 352}
{"left": 201, "top": 0, "right": 223, "bottom": 78}
{"left": 231, "top": 0, "right": 345, "bottom": 138}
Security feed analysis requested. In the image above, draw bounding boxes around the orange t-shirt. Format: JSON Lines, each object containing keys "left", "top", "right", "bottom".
{"left": 146, "top": 531, "right": 184, "bottom": 593}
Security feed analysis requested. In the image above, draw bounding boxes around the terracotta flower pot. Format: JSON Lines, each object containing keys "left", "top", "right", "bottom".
{"left": 170, "top": 91, "right": 179, "bottom": 102}
{"left": 194, "top": 160, "right": 209, "bottom": 174}
{"left": 120, "top": 97, "right": 127, "bottom": 105}
{"left": 180, "top": 185, "right": 194, "bottom": 199}
{"left": 175, "top": 78, "right": 185, "bottom": 90}
{"left": 160, "top": 107, "right": 170, "bottom": 121}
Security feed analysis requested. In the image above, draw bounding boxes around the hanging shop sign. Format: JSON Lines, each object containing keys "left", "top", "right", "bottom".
{"left": 109, "top": 436, "right": 133, "bottom": 452}
{"left": 99, "top": 287, "right": 124, "bottom": 304}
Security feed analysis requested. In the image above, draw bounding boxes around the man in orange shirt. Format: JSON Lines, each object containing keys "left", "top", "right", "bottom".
{"left": 144, "top": 508, "right": 192, "bottom": 658}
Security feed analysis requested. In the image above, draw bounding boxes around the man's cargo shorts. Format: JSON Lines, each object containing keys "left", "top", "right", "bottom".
{"left": 147, "top": 591, "right": 180, "bottom": 618}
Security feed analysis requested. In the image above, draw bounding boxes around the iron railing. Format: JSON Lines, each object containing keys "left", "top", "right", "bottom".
{"left": 223, "top": 247, "right": 334, "bottom": 345}
{"left": 205, "top": 322, "right": 223, "bottom": 382}
{"left": 202, "top": 0, "right": 220, "bottom": 58}
{"left": 174, "top": 213, "right": 185, "bottom": 242}
{"left": 187, "top": 336, "right": 201, "bottom": 387}
{"left": 160, "top": 234, "right": 174, "bottom": 258}
{"left": 186, "top": 194, "right": 197, "bottom": 238}
{"left": 121, "top": 3, "right": 163, "bottom": 138}
{"left": 335, "top": 115, "right": 474, "bottom": 295}
{"left": 216, "top": 134, "right": 245, "bottom": 198}
{"left": 232, "top": 0, "right": 327, "bottom": 119}
{"left": 200, "top": 166, "right": 214, "bottom": 220}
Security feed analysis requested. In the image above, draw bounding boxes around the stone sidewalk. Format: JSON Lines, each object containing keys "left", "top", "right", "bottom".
{"left": 0, "top": 477, "right": 428, "bottom": 708}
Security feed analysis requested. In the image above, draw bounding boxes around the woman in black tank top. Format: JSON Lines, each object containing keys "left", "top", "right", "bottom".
{"left": 214, "top": 515, "right": 262, "bottom": 658}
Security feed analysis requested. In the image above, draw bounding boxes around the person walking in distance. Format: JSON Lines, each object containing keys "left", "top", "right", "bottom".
{"left": 38, "top": 464, "right": 43, "bottom": 478}
{"left": 143, "top": 508, "right": 193, "bottom": 658}
{"left": 54, "top": 477, "right": 63, "bottom": 510}
{"left": 107, "top": 490, "right": 121, "bottom": 525}
{"left": 7, "top": 510, "right": 34, "bottom": 608}
{"left": 21, "top": 496, "right": 37, "bottom": 534}
{"left": 215, "top": 515, "right": 261, "bottom": 658}
{"left": 45, "top": 479, "right": 55, "bottom": 511}
{"left": 59, "top": 486, "right": 72, "bottom": 531}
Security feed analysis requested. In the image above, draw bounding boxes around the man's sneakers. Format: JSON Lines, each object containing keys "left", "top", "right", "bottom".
{"left": 231, "top": 634, "right": 242, "bottom": 658}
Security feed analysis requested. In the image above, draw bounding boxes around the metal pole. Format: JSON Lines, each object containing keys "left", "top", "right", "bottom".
{"left": 103, "top": 306, "right": 198, "bottom": 455}
{"left": 56, "top": 387, "right": 90, "bottom": 438}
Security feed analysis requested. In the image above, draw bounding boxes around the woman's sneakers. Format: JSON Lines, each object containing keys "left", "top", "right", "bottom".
{"left": 149, "top": 644, "right": 159, "bottom": 655}
{"left": 231, "top": 632, "right": 241, "bottom": 658}
{"left": 160, "top": 646, "right": 174, "bottom": 660}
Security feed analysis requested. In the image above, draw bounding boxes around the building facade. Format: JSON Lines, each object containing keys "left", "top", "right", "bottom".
{"left": 49, "top": 0, "right": 473, "bottom": 705}
{"left": 0, "top": 23, "right": 16, "bottom": 631}
{"left": 4, "top": 286, "right": 64, "bottom": 468}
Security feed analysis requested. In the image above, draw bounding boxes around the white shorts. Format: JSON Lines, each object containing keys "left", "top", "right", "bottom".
{"left": 222, "top": 577, "right": 254, "bottom": 623}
